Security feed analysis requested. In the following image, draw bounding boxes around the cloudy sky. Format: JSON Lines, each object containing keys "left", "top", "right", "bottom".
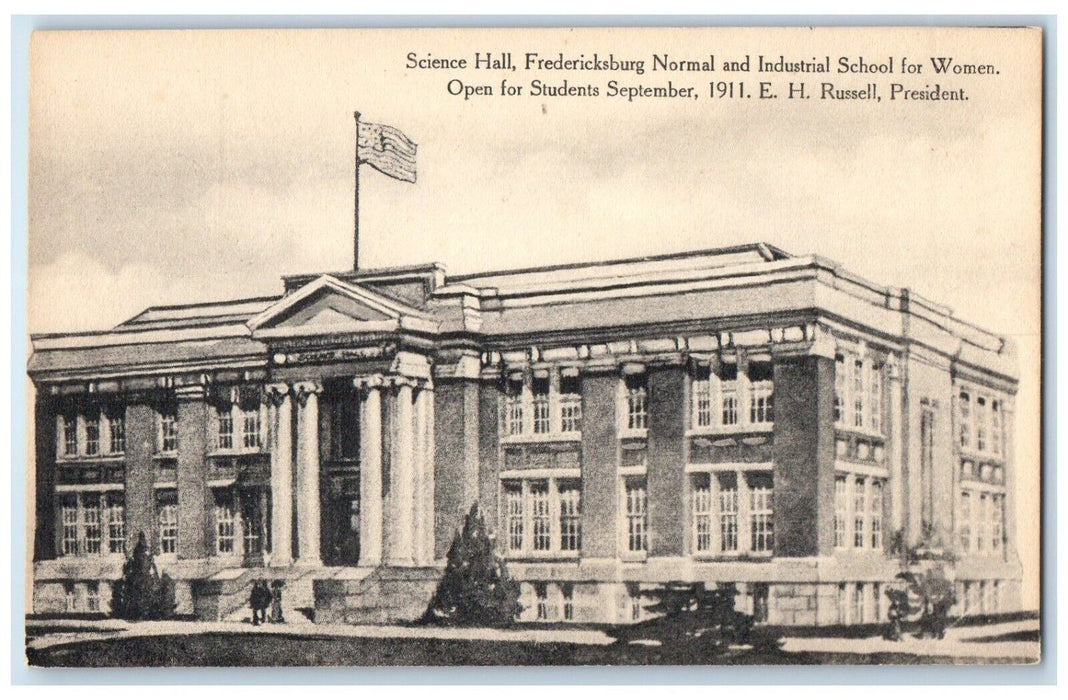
{"left": 28, "top": 27, "right": 1042, "bottom": 603}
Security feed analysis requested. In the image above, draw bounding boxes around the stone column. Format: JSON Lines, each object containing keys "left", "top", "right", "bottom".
{"left": 886, "top": 357, "right": 905, "bottom": 533}
{"left": 386, "top": 378, "right": 416, "bottom": 566}
{"left": 266, "top": 383, "right": 293, "bottom": 566}
{"left": 412, "top": 382, "right": 435, "bottom": 565}
{"left": 356, "top": 374, "right": 384, "bottom": 567}
{"left": 294, "top": 381, "right": 322, "bottom": 566}
{"left": 176, "top": 384, "right": 211, "bottom": 560}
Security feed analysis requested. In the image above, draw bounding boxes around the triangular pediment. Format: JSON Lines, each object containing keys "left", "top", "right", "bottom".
{"left": 247, "top": 275, "right": 436, "bottom": 337}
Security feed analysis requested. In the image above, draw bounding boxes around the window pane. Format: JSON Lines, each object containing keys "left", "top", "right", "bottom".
{"left": 531, "top": 482, "right": 551, "bottom": 551}
{"left": 83, "top": 497, "right": 102, "bottom": 554}
{"left": 625, "top": 478, "right": 648, "bottom": 553}
{"left": 107, "top": 492, "right": 125, "bottom": 554}
{"left": 504, "top": 482, "right": 523, "bottom": 552}
{"left": 558, "top": 482, "right": 581, "bottom": 551}
{"left": 718, "top": 473, "right": 738, "bottom": 552}
{"left": 85, "top": 415, "right": 100, "bottom": 456}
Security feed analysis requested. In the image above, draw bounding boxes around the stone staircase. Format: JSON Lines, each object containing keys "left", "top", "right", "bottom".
{"left": 194, "top": 565, "right": 443, "bottom": 625}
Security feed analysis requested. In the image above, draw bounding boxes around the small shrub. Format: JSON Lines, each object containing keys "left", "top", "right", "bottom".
{"left": 609, "top": 582, "right": 771, "bottom": 655}
{"left": 420, "top": 503, "right": 522, "bottom": 626}
{"left": 110, "top": 532, "right": 176, "bottom": 621}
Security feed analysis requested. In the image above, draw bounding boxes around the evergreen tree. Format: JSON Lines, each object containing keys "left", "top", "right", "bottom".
{"left": 110, "top": 532, "right": 176, "bottom": 621}
{"left": 421, "top": 503, "right": 522, "bottom": 626}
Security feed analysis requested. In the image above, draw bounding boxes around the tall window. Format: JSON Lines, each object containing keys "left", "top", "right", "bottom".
{"left": 834, "top": 354, "right": 847, "bottom": 423}
{"left": 975, "top": 397, "right": 988, "bottom": 452}
{"left": 242, "top": 407, "right": 261, "bottom": 449}
{"left": 532, "top": 375, "right": 551, "bottom": 434}
{"left": 835, "top": 350, "right": 884, "bottom": 433}
{"left": 215, "top": 492, "right": 236, "bottom": 554}
{"left": 992, "top": 494, "right": 1004, "bottom": 552}
{"left": 720, "top": 364, "right": 739, "bottom": 426}
{"left": 836, "top": 474, "right": 884, "bottom": 550}
{"left": 502, "top": 479, "right": 582, "bottom": 556}
{"left": 691, "top": 473, "right": 714, "bottom": 553}
{"left": 991, "top": 400, "right": 1003, "bottom": 456}
{"left": 505, "top": 483, "right": 524, "bottom": 552}
{"left": 530, "top": 481, "right": 552, "bottom": 551}
{"left": 748, "top": 363, "right": 774, "bottom": 425}
{"left": 852, "top": 358, "right": 865, "bottom": 428}
{"left": 559, "top": 373, "right": 583, "bottom": 433}
{"left": 959, "top": 490, "right": 972, "bottom": 551}
{"left": 106, "top": 493, "right": 125, "bottom": 554}
{"left": 868, "top": 365, "right": 882, "bottom": 432}
{"left": 870, "top": 480, "right": 883, "bottom": 549}
{"left": 624, "top": 374, "right": 648, "bottom": 431}
{"left": 834, "top": 476, "right": 848, "bottom": 547}
{"left": 158, "top": 492, "right": 178, "bottom": 555}
{"left": 959, "top": 391, "right": 971, "bottom": 448}
{"left": 718, "top": 473, "right": 739, "bottom": 552}
{"left": 692, "top": 365, "right": 713, "bottom": 428}
{"left": 502, "top": 370, "right": 584, "bottom": 438}
{"left": 61, "top": 496, "right": 78, "bottom": 555}
{"left": 85, "top": 415, "right": 100, "bottom": 456}
{"left": 82, "top": 498, "right": 102, "bottom": 554}
{"left": 624, "top": 477, "right": 648, "bottom": 553}
{"left": 749, "top": 474, "right": 774, "bottom": 553}
{"left": 62, "top": 414, "right": 78, "bottom": 456}
{"left": 160, "top": 409, "right": 178, "bottom": 453}
{"left": 559, "top": 482, "right": 581, "bottom": 551}
{"left": 504, "top": 375, "right": 524, "bottom": 436}
{"left": 217, "top": 409, "right": 234, "bottom": 450}
{"left": 853, "top": 477, "right": 867, "bottom": 548}
{"left": 977, "top": 493, "right": 989, "bottom": 552}
{"left": 108, "top": 410, "right": 126, "bottom": 454}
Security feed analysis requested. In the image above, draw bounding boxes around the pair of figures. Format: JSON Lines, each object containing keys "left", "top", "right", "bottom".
{"left": 249, "top": 579, "right": 284, "bottom": 625}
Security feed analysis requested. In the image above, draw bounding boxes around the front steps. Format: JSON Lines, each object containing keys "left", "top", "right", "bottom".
{"left": 193, "top": 565, "right": 443, "bottom": 624}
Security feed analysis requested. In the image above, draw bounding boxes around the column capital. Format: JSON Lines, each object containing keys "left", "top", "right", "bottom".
{"left": 886, "top": 355, "right": 903, "bottom": 381}
{"left": 264, "top": 382, "right": 291, "bottom": 406}
{"left": 353, "top": 373, "right": 387, "bottom": 393}
{"left": 292, "top": 381, "right": 323, "bottom": 406}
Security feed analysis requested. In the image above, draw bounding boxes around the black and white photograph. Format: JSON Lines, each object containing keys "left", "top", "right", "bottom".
{"left": 21, "top": 25, "right": 1043, "bottom": 668}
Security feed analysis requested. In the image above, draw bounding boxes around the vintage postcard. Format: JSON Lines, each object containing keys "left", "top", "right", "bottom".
{"left": 24, "top": 25, "right": 1042, "bottom": 667}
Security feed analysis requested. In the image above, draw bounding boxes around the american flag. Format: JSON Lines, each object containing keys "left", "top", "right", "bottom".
{"left": 357, "top": 121, "right": 417, "bottom": 183}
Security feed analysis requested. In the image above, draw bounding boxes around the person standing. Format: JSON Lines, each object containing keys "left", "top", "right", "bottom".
{"left": 270, "top": 580, "right": 285, "bottom": 623}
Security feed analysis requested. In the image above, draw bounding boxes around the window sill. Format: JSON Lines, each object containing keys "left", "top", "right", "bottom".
{"left": 618, "top": 429, "right": 648, "bottom": 440}
{"left": 687, "top": 425, "right": 774, "bottom": 437}
{"left": 153, "top": 452, "right": 178, "bottom": 460}
{"left": 834, "top": 425, "right": 886, "bottom": 441}
{"left": 693, "top": 551, "right": 774, "bottom": 562}
{"left": 55, "top": 454, "right": 125, "bottom": 464}
{"left": 500, "top": 432, "right": 582, "bottom": 445}
{"left": 958, "top": 448, "right": 1006, "bottom": 463}
{"left": 620, "top": 552, "right": 648, "bottom": 563}
{"left": 208, "top": 449, "right": 268, "bottom": 458}
{"left": 504, "top": 552, "right": 580, "bottom": 561}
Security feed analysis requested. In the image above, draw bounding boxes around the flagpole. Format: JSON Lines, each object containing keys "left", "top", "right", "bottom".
{"left": 353, "top": 110, "right": 361, "bottom": 271}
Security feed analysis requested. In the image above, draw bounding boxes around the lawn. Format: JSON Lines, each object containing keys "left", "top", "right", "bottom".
{"left": 24, "top": 632, "right": 1036, "bottom": 667}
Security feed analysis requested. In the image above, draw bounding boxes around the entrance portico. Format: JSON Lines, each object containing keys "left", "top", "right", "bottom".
{"left": 248, "top": 274, "right": 439, "bottom": 569}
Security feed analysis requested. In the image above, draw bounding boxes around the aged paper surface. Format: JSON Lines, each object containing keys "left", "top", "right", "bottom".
{"left": 26, "top": 26, "right": 1041, "bottom": 666}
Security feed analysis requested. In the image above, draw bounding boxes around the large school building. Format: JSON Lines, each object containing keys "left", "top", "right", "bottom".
{"left": 29, "top": 243, "right": 1022, "bottom": 625}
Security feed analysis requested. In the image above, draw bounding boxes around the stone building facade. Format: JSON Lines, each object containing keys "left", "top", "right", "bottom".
{"left": 28, "top": 243, "right": 1022, "bottom": 624}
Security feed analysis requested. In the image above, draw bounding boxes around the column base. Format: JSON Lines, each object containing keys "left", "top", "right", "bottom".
{"left": 358, "top": 557, "right": 382, "bottom": 568}
{"left": 295, "top": 557, "right": 322, "bottom": 568}
{"left": 267, "top": 557, "right": 293, "bottom": 568}
{"left": 384, "top": 557, "right": 415, "bottom": 567}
